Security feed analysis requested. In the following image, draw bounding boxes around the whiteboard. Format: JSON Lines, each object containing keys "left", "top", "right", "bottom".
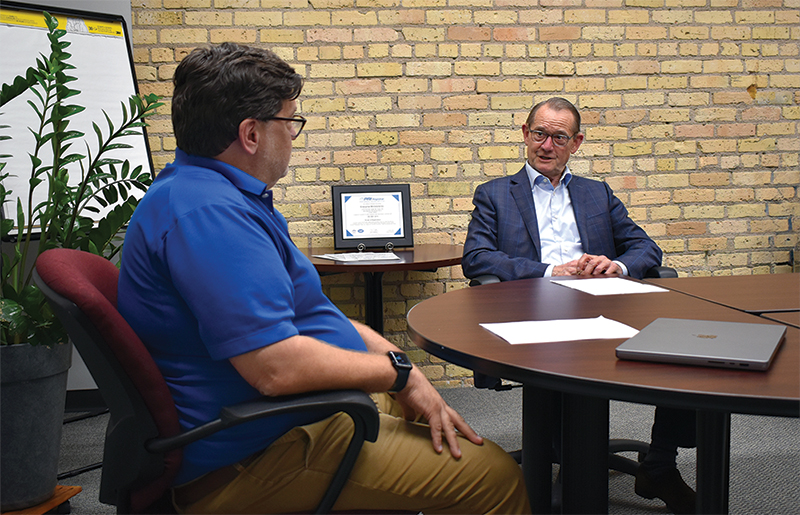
{"left": 0, "top": 3, "right": 153, "bottom": 231}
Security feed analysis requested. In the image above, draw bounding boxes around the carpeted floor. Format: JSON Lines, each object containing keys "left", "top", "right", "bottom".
{"left": 58, "top": 386, "right": 799, "bottom": 514}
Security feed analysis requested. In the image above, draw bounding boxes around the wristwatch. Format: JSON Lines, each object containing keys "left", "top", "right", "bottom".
{"left": 387, "top": 351, "right": 413, "bottom": 393}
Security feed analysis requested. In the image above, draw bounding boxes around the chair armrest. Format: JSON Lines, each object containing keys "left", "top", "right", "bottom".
{"left": 146, "top": 389, "right": 379, "bottom": 454}
{"left": 644, "top": 266, "right": 678, "bottom": 279}
{"left": 468, "top": 274, "right": 501, "bottom": 287}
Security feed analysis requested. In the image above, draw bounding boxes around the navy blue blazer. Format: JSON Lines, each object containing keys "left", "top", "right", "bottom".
{"left": 462, "top": 167, "right": 662, "bottom": 281}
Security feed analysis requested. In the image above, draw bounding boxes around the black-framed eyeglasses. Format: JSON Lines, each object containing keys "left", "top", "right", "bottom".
{"left": 266, "top": 115, "right": 306, "bottom": 139}
{"left": 528, "top": 128, "right": 575, "bottom": 148}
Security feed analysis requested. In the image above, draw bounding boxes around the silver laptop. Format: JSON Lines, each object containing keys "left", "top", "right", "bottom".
{"left": 616, "top": 318, "right": 787, "bottom": 371}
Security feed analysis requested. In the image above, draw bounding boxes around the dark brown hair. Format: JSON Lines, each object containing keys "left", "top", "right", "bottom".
{"left": 172, "top": 43, "right": 304, "bottom": 157}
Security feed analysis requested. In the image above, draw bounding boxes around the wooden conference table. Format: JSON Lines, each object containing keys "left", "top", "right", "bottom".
{"left": 406, "top": 276, "right": 799, "bottom": 514}
{"left": 648, "top": 273, "right": 800, "bottom": 314}
{"left": 300, "top": 244, "right": 462, "bottom": 333}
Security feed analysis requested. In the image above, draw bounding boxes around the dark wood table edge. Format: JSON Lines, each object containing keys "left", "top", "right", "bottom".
{"left": 408, "top": 325, "right": 800, "bottom": 418}
{"left": 303, "top": 244, "right": 463, "bottom": 333}
{"left": 646, "top": 274, "right": 800, "bottom": 315}
{"left": 408, "top": 307, "right": 799, "bottom": 514}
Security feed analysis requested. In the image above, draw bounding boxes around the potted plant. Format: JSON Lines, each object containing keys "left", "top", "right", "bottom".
{"left": 0, "top": 12, "right": 161, "bottom": 511}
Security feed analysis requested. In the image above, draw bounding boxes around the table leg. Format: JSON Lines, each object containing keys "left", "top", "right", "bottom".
{"left": 696, "top": 410, "right": 730, "bottom": 514}
{"left": 522, "top": 385, "right": 555, "bottom": 514}
{"left": 561, "top": 393, "right": 609, "bottom": 514}
{"left": 363, "top": 271, "right": 384, "bottom": 334}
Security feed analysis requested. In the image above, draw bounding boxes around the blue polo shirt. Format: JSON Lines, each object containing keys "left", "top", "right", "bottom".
{"left": 118, "top": 149, "right": 367, "bottom": 485}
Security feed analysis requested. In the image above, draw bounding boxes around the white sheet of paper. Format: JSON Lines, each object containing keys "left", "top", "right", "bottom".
{"left": 313, "top": 252, "right": 401, "bottom": 262}
{"left": 550, "top": 277, "right": 668, "bottom": 296}
{"left": 480, "top": 316, "right": 639, "bottom": 345}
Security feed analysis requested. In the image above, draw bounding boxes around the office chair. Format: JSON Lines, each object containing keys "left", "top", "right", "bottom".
{"left": 34, "top": 248, "right": 379, "bottom": 514}
{"left": 466, "top": 265, "right": 678, "bottom": 476}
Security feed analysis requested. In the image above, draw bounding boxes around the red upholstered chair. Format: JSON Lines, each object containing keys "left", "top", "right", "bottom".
{"left": 34, "top": 248, "right": 379, "bottom": 514}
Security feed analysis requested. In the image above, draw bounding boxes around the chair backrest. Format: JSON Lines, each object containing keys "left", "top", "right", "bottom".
{"left": 34, "top": 248, "right": 181, "bottom": 513}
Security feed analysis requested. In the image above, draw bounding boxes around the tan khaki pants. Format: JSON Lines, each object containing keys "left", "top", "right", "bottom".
{"left": 175, "top": 393, "right": 530, "bottom": 514}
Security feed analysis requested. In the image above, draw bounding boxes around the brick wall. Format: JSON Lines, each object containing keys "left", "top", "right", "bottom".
{"left": 130, "top": 0, "right": 799, "bottom": 386}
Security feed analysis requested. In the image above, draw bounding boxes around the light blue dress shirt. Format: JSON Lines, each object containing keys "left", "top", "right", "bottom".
{"left": 525, "top": 162, "right": 628, "bottom": 277}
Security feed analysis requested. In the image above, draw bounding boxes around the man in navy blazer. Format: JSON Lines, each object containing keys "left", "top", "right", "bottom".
{"left": 463, "top": 98, "right": 697, "bottom": 514}
{"left": 462, "top": 169, "right": 662, "bottom": 280}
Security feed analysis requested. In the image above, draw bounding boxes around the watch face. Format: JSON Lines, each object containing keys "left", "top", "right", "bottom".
{"left": 390, "top": 351, "right": 413, "bottom": 369}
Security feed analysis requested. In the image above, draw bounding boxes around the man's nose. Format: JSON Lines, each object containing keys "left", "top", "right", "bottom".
{"left": 540, "top": 134, "right": 556, "bottom": 150}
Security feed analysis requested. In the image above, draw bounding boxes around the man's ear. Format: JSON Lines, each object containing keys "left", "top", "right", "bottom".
{"left": 237, "top": 118, "right": 261, "bottom": 156}
{"left": 571, "top": 132, "right": 585, "bottom": 154}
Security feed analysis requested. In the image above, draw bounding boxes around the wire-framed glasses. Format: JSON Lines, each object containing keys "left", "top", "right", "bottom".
{"left": 266, "top": 115, "right": 306, "bottom": 139}
{"left": 528, "top": 128, "right": 575, "bottom": 148}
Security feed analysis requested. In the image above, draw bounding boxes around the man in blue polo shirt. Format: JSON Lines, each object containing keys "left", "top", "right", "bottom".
{"left": 118, "top": 42, "right": 530, "bottom": 514}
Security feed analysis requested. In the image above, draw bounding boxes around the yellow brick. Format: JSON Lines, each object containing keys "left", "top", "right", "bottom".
{"left": 428, "top": 182, "right": 472, "bottom": 196}
{"left": 185, "top": 11, "right": 232, "bottom": 25}
{"left": 402, "top": 27, "right": 446, "bottom": 42}
{"left": 687, "top": 238, "right": 730, "bottom": 252}
{"left": 309, "top": 63, "right": 356, "bottom": 78}
{"left": 675, "top": 188, "right": 716, "bottom": 203}
{"left": 159, "top": 28, "right": 208, "bottom": 43}
{"left": 683, "top": 204, "right": 726, "bottom": 219}
{"left": 333, "top": 150, "right": 378, "bottom": 164}
{"left": 302, "top": 98, "right": 346, "bottom": 113}
{"left": 614, "top": 141, "right": 652, "bottom": 157}
{"left": 398, "top": 96, "right": 442, "bottom": 110}
{"left": 630, "top": 190, "right": 670, "bottom": 205}
{"left": 648, "top": 174, "right": 690, "bottom": 188}
{"left": 333, "top": 10, "right": 378, "bottom": 26}
{"left": 355, "top": 132, "right": 398, "bottom": 146}
{"left": 210, "top": 28, "right": 256, "bottom": 43}
{"left": 406, "top": 61, "right": 452, "bottom": 76}
{"left": 649, "top": 205, "right": 682, "bottom": 221}
{"left": 431, "top": 147, "right": 472, "bottom": 161}
{"left": 284, "top": 11, "right": 331, "bottom": 26}
{"left": 545, "top": 61, "right": 575, "bottom": 76}
{"left": 426, "top": 9, "right": 473, "bottom": 25}
{"left": 381, "top": 148, "right": 424, "bottom": 163}
{"left": 357, "top": 63, "right": 402, "bottom": 77}
{"left": 500, "top": 62, "right": 545, "bottom": 76}
{"left": 443, "top": 95, "right": 488, "bottom": 111}
{"left": 137, "top": 10, "right": 183, "bottom": 25}
{"left": 733, "top": 235, "right": 770, "bottom": 249}
{"left": 468, "top": 112, "right": 514, "bottom": 127}
{"left": 455, "top": 61, "right": 501, "bottom": 76}
{"left": 376, "top": 114, "right": 421, "bottom": 128}
{"left": 585, "top": 126, "right": 627, "bottom": 141}
{"left": 260, "top": 29, "right": 304, "bottom": 43}
{"left": 235, "top": 11, "right": 282, "bottom": 26}
{"left": 385, "top": 78, "right": 428, "bottom": 93}
{"left": 427, "top": 214, "right": 471, "bottom": 229}
{"left": 738, "top": 138, "right": 778, "bottom": 153}
{"left": 727, "top": 204, "right": 767, "bottom": 218}
{"left": 521, "top": 78, "right": 565, "bottom": 92}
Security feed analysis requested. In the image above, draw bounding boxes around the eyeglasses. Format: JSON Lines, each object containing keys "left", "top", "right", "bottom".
{"left": 528, "top": 128, "right": 575, "bottom": 148}
{"left": 266, "top": 115, "right": 306, "bottom": 139}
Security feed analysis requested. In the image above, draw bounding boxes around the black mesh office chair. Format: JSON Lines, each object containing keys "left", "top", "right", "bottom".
{"left": 34, "top": 248, "right": 379, "bottom": 514}
{"left": 467, "top": 265, "right": 678, "bottom": 476}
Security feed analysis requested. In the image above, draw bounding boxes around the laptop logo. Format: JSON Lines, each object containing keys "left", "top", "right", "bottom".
{"left": 695, "top": 334, "right": 718, "bottom": 339}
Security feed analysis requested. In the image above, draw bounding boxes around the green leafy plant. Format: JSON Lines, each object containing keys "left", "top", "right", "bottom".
{"left": 0, "top": 12, "right": 162, "bottom": 346}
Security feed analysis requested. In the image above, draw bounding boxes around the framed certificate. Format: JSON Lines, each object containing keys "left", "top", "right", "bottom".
{"left": 332, "top": 184, "right": 413, "bottom": 250}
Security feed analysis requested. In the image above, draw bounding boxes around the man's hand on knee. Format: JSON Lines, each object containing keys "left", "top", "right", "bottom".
{"left": 395, "top": 369, "right": 483, "bottom": 458}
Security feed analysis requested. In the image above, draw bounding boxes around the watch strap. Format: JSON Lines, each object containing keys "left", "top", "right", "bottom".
{"left": 388, "top": 351, "right": 411, "bottom": 393}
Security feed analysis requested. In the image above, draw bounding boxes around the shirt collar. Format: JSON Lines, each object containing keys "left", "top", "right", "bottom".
{"left": 525, "top": 161, "right": 573, "bottom": 190}
{"left": 174, "top": 148, "right": 270, "bottom": 198}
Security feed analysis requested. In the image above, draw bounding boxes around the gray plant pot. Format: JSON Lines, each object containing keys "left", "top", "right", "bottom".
{"left": 1, "top": 341, "right": 72, "bottom": 511}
